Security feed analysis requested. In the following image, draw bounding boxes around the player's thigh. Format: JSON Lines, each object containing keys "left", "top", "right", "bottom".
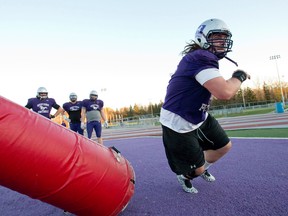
{"left": 94, "top": 121, "right": 102, "bottom": 137}
{"left": 162, "top": 125, "right": 205, "bottom": 174}
{"left": 199, "top": 115, "right": 230, "bottom": 150}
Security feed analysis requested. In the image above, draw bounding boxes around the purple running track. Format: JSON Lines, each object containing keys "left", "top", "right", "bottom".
{"left": 0, "top": 137, "right": 287, "bottom": 216}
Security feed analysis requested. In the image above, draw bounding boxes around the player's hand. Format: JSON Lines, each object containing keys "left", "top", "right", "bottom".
{"left": 81, "top": 122, "right": 86, "bottom": 130}
{"left": 50, "top": 114, "right": 55, "bottom": 119}
{"left": 232, "top": 70, "right": 250, "bottom": 82}
{"left": 104, "top": 121, "right": 109, "bottom": 128}
{"left": 63, "top": 115, "right": 71, "bottom": 123}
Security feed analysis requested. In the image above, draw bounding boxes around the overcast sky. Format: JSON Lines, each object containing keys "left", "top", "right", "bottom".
{"left": 1, "top": 0, "right": 287, "bottom": 109}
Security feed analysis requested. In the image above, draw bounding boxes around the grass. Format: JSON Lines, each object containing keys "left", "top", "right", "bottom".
{"left": 226, "top": 128, "right": 288, "bottom": 138}
{"left": 213, "top": 107, "right": 276, "bottom": 118}
{"left": 214, "top": 107, "right": 288, "bottom": 138}
{"left": 212, "top": 107, "right": 288, "bottom": 138}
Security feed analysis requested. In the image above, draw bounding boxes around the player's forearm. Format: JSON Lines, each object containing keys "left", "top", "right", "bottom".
{"left": 54, "top": 107, "right": 64, "bottom": 117}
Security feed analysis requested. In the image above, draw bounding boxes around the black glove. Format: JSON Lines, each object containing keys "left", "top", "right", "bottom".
{"left": 50, "top": 114, "right": 55, "bottom": 119}
{"left": 232, "top": 70, "right": 248, "bottom": 83}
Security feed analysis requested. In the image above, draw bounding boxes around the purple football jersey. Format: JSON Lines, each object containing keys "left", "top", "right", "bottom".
{"left": 162, "top": 49, "right": 219, "bottom": 124}
{"left": 63, "top": 101, "right": 83, "bottom": 123}
{"left": 25, "top": 97, "right": 59, "bottom": 119}
{"left": 82, "top": 99, "right": 104, "bottom": 112}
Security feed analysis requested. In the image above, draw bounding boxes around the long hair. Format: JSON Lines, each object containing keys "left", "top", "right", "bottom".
{"left": 181, "top": 40, "right": 201, "bottom": 56}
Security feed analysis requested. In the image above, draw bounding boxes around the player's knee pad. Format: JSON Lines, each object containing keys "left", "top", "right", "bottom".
{"left": 184, "top": 170, "right": 197, "bottom": 180}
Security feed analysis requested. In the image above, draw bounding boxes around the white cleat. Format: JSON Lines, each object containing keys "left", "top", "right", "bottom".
{"left": 177, "top": 175, "right": 198, "bottom": 193}
{"left": 201, "top": 170, "right": 216, "bottom": 182}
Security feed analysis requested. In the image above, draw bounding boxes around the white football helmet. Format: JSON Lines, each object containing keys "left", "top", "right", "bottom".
{"left": 90, "top": 90, "right": 98, "bottom": 100}
{"left": 37, "top": 87, "right": 48, "bottom": 99}
{"left": 69, "top": 92, "right": 77, "bottom": 102}
{"left": 195, "top": 18, "right": 233, "bottom": 58}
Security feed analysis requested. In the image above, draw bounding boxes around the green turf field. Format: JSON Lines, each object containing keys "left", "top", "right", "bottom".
{"left": 213, "top": 107, "right": 288, "bottom": 138}
{"left": 226, "top": 128, "right": 288, "bottom": 138}
{"left": 213, "top": 107, "right": 276, "bottom": 118}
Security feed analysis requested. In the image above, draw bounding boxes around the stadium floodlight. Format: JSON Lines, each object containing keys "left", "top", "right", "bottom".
{"left": 269, "top": 55, "right": 285, "bottom": 108}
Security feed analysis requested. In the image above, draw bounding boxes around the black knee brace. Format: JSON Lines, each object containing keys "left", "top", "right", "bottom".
{"left": 184, "top": 170, "right": 197, "bottom": 180}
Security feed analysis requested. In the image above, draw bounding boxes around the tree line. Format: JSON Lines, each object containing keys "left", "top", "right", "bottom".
{"left": 104, "top": 81, "right": 287, "bottom": 122}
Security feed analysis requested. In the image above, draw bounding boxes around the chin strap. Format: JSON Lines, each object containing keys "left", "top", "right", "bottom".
{"left": 210, "top": 46, "right": 238, "bottom": 67}
{"left": 225, "top": 56, "right": 238, "bottom": 67}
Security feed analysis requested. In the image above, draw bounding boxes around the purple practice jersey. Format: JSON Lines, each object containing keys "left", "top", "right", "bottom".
{"left": 63, "top": 101, "right": 83, "bottom": 123}
{"left": 162, "top": 49, "right": 219, "bottom": 124}
{"left": 82, "top": 99, "right": 104, "bottom": 112}
{"left": 25, "top": 97, "right": 60, "bottom": 119}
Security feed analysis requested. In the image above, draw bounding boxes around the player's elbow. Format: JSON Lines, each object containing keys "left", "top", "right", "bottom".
{"left": 213, "top": 90, "right": 235, "bottom": 100}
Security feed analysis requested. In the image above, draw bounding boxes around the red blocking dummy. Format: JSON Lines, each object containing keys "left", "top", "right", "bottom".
{"left": 0, "top": 96, "right": 135, "bottom": 216}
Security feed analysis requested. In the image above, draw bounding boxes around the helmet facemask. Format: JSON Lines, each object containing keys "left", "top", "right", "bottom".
{"left": 70, "top": 95, "right": 77, "bottom": 102}
{"left": 38, "top": 93, "right": 48, "bottom": 100}
{"left": 69, "top": 93, "right": 77, "bottom": 102}
{"left": 206, "top": 31, "right": 233, "bottom": 59}
{"left": 90, "top": 94, "right": 98, "bottom": 101}
{"left": 89, "top": 90, "right": 98, "bottom": 101}
{"left": 37, "top": 87, "right": 48, "bottom": 100}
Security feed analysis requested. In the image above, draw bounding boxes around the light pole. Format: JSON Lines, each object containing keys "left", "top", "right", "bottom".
{"left": 101, "top": 88, "right": 107, "bottom": 94}
{"left": 241, "top": 88, "right": 246, "bottom": 109}
{"left": 269, "top": 55, "right": 285, "bottom": 107}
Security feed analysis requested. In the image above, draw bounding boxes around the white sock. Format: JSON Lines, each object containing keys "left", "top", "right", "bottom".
{"left": 204, "top": 161, "right": 213, "bottom": 170}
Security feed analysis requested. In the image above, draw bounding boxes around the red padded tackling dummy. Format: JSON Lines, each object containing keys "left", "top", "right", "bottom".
{"left": 0, "top": 96, "right": 135, "bottom": 216}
